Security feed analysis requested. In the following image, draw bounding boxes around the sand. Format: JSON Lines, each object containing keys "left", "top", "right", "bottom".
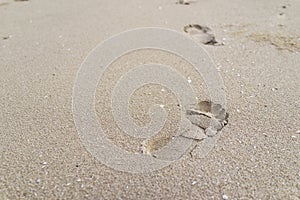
{"left": 0, "top": 0, "right": 299, "bottom": 199}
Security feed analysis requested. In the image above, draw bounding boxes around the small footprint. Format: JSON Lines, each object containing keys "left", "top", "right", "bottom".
{"left": 176, "top": 0, "right": 196, "bottom": 5}
{"left": 184, "top": 24, "right": 221, "bottom": 46}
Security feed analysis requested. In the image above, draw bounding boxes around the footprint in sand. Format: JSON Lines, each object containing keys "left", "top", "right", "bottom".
{"left": 141, "top": 100, "right": 228, "bottom": 158}
{"left": 185, "top": 100, "right": 229, "bottom": 136}
{"left": 184, "top": 24, "right": 221, "bottom": 45}
{"left": 176, "top": 0, "right": 194, "bottom": 5}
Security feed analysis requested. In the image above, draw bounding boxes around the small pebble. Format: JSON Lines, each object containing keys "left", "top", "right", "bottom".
{"left": 262, "top": 133, "right": 267, "bottom": 137}
{"left": 191, "top": 181, "right": 197, "bottom": 185}
{"left": 222, "top": 194, "right": 228, "bottom": 200}
{"left": 36, "top": 179, "right": 41, "bottom": 183}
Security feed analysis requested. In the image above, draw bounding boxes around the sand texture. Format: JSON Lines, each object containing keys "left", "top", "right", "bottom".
{"left": 0, "top": 0, "right": 300, "bottom": 199}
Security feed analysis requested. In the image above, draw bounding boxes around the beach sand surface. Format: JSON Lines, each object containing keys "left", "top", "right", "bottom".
{"left": 0, "top": 0, "right": 299, "bottom": 199}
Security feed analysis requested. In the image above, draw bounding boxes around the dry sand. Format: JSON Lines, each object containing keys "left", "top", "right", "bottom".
{"left": 0, "top": 0, "right": 300, "bottom": 199}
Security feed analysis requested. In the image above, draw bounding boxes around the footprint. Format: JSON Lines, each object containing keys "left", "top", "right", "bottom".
{"left": 184, "top": 24, "right": 220, "bottom": 45}
{"left": 141, "top": 100, "right": 228, "bottom": 156}
{"left": 185, "top": 100, "right": 229, "bottom": 136}
{"left": 176, "top": 0, "right": 196, "bottom": 5}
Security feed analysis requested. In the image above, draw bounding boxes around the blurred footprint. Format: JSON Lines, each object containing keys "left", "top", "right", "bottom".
{"left": 176, "top": 0, "right": 196, "bottom": 5}
{"left": 184, "top": 24, "right": 221, "bottom": 45}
